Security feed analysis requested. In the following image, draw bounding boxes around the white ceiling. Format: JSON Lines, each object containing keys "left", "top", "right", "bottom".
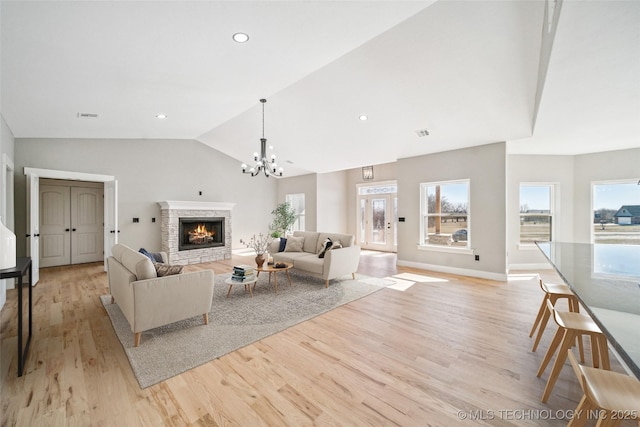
{"left": 2, "top": 1, "right": 639, "bottom": 176}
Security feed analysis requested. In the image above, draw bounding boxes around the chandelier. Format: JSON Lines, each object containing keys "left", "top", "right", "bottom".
{"left": 241, "top": 98, "right": 283, "bottom": 177}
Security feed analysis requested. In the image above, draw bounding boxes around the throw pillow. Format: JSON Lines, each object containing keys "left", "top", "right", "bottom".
{"left": 318, "top": 238, "right": 333, "bottom": 258}
{"left": 154, "top": 263, "right": 184, "bottom": 277}
{"left": 278, "top": 237, "right": 287, "bottom": 252}
{"left": 329, "top": 242, "right": 343, "bottom": 251}
{"left": 139, "top": 248, "right": 156, "bottom": 263}
{"left": 284, "top": 236, "right": 304, "bottom": 252}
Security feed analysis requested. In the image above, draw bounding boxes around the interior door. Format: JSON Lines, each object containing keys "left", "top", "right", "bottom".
{"left": 39, "top": 184, "right": 71, "bottom": 267}
{"left": 358, "top": 194, "right": 397, "bottom": 252}
{"left": 104, "top": 180, "right": 118, "bottom": 271}
{"left": 71, "top": 186, "right": 104, "bottom": 264}
{"left": 26, "top": 172, "right": 40, "bottom": 284}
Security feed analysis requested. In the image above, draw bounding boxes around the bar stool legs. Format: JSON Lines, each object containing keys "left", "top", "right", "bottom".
{"left": 537, "top": 299, "right": 610, "bottom": 403}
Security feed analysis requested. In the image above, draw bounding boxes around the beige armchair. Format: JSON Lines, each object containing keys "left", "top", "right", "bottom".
{"left": 107, "top": 244, "right": 214, "bottom": 346}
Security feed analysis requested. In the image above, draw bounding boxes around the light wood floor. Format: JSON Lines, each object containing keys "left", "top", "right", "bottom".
{"left": 0, "top": 251, "right": 634, "bottom": 426}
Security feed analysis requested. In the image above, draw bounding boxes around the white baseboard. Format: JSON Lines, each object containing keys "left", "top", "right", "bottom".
{"left": 508, "top": 263, "right": 554, "bottom": 271}
{"left": 396, "top": 260, "right": 508, "bottom": 282}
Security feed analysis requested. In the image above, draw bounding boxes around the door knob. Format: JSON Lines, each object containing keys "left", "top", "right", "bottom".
{"left": 65, "top": 228, "right": 70, "bottom": 232}
{"left": 72, "top": 228, "right": 77, "bottom": 232}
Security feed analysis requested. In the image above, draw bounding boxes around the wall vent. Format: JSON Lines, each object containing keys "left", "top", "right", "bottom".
{"left": 415, "top": 128, "right": 429, "bottom": 137}
{"left": 77, "top": 112, "right": 99, "bottom": 119}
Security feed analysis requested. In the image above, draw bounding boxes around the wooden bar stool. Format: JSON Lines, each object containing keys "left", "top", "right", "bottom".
{"left": 567, "top": 350, "right": 640, "bottom": 427}
{"left": 537, "top": 299, "right": 610, "bottom": 403}
{"left": 530, "top": 277, "right": 580, "bottom": 353}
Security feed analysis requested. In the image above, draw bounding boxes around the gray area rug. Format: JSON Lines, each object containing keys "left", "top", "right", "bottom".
{"left": 101, "top": 271, "right": 392, "bottom": 389}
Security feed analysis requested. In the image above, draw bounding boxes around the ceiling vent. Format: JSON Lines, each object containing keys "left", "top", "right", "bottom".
{"left": 77, "top": 112, "right": 98, "bottom": 119}
{"left": 415, "top": 128, "right": 430, "bottom": 137}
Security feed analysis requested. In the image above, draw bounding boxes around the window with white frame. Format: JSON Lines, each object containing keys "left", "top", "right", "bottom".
{"left": 420, "top": 180, "right": 469, "bottom": 247}
{"left": 592, "top": 180, "right": 640, "bottom": 245}
{"left": 519, "top": 184, "right": 553, "bottom": 244}
{"left": 286, "top": 193, "right": 305, "bottom": 232}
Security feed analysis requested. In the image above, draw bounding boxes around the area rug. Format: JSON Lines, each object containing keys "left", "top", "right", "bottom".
{"left": 100, "top": 271, "right": 392, "bottom": 389}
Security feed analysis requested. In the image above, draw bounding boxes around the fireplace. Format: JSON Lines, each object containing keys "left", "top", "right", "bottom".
{"left": 179, "top": 217, "right": 224, "bottom": 251}
{"left": 159, "top": 200, "right": 235, "bottom": 264}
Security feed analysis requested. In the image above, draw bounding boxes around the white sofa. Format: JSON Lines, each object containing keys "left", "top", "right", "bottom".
{"left": 106, "top": 244, "right": 214, "bottom": 346}
{"left": 269, "top": 231, "right": 361, "bottom": 288}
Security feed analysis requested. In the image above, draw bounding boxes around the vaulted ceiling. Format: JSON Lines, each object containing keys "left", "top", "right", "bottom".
{"left": 2, "top": 1, "right": 639, "bottom": 176}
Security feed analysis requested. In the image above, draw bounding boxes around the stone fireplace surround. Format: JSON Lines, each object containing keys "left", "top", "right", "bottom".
{"left": 159, "top": 201, "right": 235, "bottom": 265}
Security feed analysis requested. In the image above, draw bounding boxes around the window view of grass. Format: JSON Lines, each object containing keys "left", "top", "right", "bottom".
{"left": 593, "top": 182, "right": 640, "bottom": 245}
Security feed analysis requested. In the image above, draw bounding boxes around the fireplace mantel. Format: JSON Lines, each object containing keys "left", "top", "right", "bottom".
{"left": 158, "top": 201, "right": 236, "bottom": 211}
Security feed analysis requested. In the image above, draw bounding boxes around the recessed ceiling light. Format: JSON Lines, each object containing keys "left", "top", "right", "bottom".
{"left": 359, "top": 115, "right": 368, "bottom": 121}
{"left": 156, "top": 114, "right": 167, "bottom": 119}
{"left": 232, "top": 32, "right": 249, "bottom": 43}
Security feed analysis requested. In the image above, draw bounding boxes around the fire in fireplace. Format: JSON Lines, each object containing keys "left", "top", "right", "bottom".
{"left": 179, "top": 217, "right": 224, "bottom": 251}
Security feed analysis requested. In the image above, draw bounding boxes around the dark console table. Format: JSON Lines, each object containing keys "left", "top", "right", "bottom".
{"left": 0, "top": 257, "right": 33, "bottom": 376}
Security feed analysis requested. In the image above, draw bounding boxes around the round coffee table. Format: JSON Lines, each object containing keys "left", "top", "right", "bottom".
{"left": 225, "top": 276, "right": 258, "bottom": 298}
{"left": 256, "top": 263, "right": 293, "bottom": 294}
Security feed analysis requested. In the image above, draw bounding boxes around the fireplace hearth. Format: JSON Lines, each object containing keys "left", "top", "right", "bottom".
{"left": 179, "top": 217, "right": 224, "bottom": 251}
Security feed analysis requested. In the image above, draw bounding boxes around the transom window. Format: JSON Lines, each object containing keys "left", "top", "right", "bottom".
{"left": 420, "top": 180, "right": 469, "bottom": 248}
{"left": 519, "top": 184, "right": 554, "bottom": 244}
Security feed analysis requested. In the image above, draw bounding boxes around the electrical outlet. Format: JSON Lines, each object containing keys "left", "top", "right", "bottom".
{"left": 133, "top": 218, "right": 139, "bottom": 223}
{"left": 151, "top": 218, "right": 156, "bottom": 223}
{"left": 475, "top": 255, "right": 480, "bottom": 261}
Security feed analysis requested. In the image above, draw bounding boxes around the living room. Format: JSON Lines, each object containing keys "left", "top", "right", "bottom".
{"left": 1, "top": 1, "right": 639, "bottom": 425}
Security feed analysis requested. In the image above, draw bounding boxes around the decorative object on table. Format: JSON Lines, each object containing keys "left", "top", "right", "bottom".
{"left": 241, "top": 98, "right": 283, "bottom": 177}
{"left": 362, "top": 165, "right": 374, "bottom": 180}
{"left": 268, "top": 202, "right": 297, "bottom": 238}
{"left": 240, "top": 233, "right": 272, "bottom": 267}
{"left": 0, "top": 216, "right": 17, "bottom": 269}
{"left": 231, "top": 265, "right": 255, "bottom": 282}
{"left": 275, "top": 262, "right": 287, "bottom": 269}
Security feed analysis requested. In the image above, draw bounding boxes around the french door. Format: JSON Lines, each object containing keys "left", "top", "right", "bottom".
{"left": 357, "top": 182, "right": 397, "bottom": 252}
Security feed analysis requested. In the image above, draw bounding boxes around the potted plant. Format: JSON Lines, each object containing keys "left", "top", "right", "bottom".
{"left": 269, "top": 202, "right": 297, "bottom": 238}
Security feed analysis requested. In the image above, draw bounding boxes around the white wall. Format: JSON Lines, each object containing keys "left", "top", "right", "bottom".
{"left": 396, "top": 142, "right": 507, "bottom": 280}
{"left": 507, "top": 154, "right": 574, "bottom": 269}
{"left": 317, "top": 170, "right": 348, "bottom": 233}
{"left": 573, "top": 147, "right": 640, "bottom": 243}
{"left": 14, "top": 138, "right": 277, "bottom": 255}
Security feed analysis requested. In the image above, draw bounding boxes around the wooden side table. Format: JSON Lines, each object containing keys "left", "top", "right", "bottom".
{"left": 0, "top": 257, "right": 33, "bottom": 376}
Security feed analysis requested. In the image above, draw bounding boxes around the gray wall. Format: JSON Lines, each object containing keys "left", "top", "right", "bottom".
{"left": 14, "top": 138, "right": 277, "bottom": 255}
{"left": 507, "top": 154, "right": 574, "bottom": 269}
{"left": 573, "top": 147, "right": 640, "bottom": 243}
{"left": 276, "top": 173, "right": 317, "bottom": 232}
{"left": 317, "top": 170, "right": 348, "bottom": 233}
{"left": 396, "top": 142, "right": 508, "bottom": 280}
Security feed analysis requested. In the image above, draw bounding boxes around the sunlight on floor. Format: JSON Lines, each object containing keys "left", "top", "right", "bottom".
{"left": 384, "top": 277, "right": 415, "bottom": 291}
{"left": 508, "top": 273, "right": 540, "bottom": 282}
{"left": 394, "top": 272, "right": 448, "bottom": 283}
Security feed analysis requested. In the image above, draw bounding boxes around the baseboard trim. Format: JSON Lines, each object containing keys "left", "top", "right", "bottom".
{"left": 508, "top": 263, "right": 554, "bottom": 271}
{"left": 396, "top": 260, "right": 508, "bottom": 282}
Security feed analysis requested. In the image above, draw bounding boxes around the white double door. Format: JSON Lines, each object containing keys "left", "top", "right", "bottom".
{"left": 40, "top": 183, "right": 104, "bottom": 267}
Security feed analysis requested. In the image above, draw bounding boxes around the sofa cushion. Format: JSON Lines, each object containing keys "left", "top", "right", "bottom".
{"left": 284, "top": 236, "right": 305, "bottom": 252}
{"left": 154, "top": 263, "right": 184, "bottom": 277}
{"left": 278, "top": 237, "right": 287, "bottom": 252}
{"left": 112, "top": 243, "right": 157, "bottom": 280}
{"left": 293, "top": 255, "right": 324, "bottom": 275}
{"left": 293, "top": 231, "right": 320, "bottom": 254}
{"left": 272, "top": 251, "right": 310, "bottom": 265}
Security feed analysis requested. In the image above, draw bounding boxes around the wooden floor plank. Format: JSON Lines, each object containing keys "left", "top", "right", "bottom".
{"left": 1, "top": 252, "right": 635, "bottom": 426}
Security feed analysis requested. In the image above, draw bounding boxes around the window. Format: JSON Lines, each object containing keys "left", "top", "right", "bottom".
{"left": 592, "top": 180, "right": 640, "bottom": 245}
{"left": 519, "top": 184, "right": 553, "bottom": 244}
{"left": 420, "top": 180, "right": 469, "bottom": 248}
{"left": 285, "top": 193, "right": 305, "bottom": 232}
